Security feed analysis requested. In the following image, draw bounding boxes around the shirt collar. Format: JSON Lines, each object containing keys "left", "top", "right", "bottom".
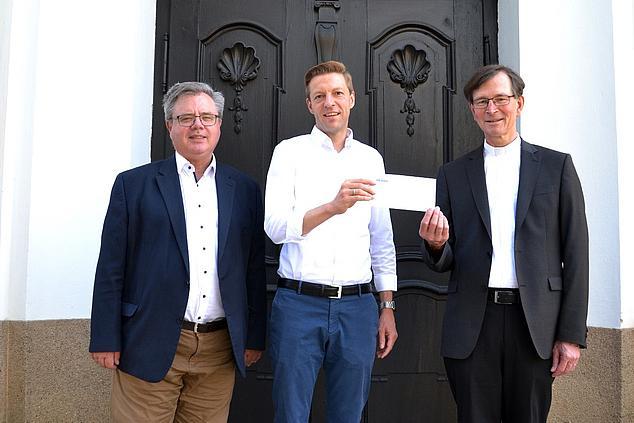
{"left": 483, "top": 135, "right": 521, "bottom": 158}
{"left": 175, "top": 151, "right": 216, "bottom": 178}
{"left": 310, "top": 125, "right": 354, "bottom": 151}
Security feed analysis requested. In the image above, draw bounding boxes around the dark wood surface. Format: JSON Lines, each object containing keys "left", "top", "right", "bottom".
{"left": 151, "top": 1, "right": 498, "bottom": 421}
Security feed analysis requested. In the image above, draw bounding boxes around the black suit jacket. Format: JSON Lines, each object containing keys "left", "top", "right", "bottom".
{"left": 89, "top": 155, "right": 267, "bottom": 382}
{"left": 422, "top": 140, "right": 589, "bottom": 360}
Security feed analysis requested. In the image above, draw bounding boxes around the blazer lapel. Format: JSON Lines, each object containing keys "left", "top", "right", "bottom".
{"left": 156, "top": 156, "right": 190, "bottom": 277}
{"left": 466, "top": 147, "right": 492, "bottom": 240}
{"left": 515, "top": 140, "right": 541, "bottom": 231}
{"left": 216, "top": 163, "right": 235, "bottom": 263}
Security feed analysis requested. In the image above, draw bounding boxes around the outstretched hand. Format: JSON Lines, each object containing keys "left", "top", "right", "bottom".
{"left": 419, "top": 206, "right": 449, "bottom": 251}
{"left": 329, "top": 178, "right": 375, "bottom": 215}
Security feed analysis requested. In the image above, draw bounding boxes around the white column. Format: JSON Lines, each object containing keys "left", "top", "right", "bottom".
{"left": 0, "top": 0, "right": 156, "bottom": 320}
{"left": 612, "top": 0, "right": 634, "bottom": 327}
{"left": 500, "top": 0, "right": 624, "bottom": 328}
{"left": 0, "top": 0, "right": 40, "bottom": 320}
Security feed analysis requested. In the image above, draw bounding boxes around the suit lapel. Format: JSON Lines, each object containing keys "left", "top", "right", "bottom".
{"left": 515, "top": 140, "right": 541, "bottom": 231}
{"left": 216, "top": 163, "right": 235, "bottom": 263}
{"left": 466, "top": 147, "right": 492, "bottom": 239}
{"left": 156, "top": 156, "right": 190, "bottom": 277}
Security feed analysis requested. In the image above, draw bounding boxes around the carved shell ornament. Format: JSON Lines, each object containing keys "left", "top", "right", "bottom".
{"left": 217, "top": 42, "right": 261, "bottom": 134}
{"left": 387, "top": 44, "right": 431, "bottom": 137}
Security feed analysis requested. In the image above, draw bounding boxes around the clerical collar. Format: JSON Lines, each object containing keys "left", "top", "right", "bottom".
{"left": 483, "top": 135, "right": 521, "bottom": 157}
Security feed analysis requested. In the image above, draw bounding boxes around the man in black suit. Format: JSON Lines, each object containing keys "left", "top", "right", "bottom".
{"left": 419, "top": 65, "right": 589, "bottom": 422}
{"left": 89, "top": 82, "right": 267, "bottom": 422}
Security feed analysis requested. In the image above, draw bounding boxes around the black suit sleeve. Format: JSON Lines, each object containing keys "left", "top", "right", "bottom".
{"left": 556, "top": 155, "right": 589, "bottom": 347}
{"left": 245, "top": 184, "right": 267, "bottom": 350}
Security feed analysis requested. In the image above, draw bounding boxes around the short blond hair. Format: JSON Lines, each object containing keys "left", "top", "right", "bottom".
{"left": 304, "top": 61, "right": 354, "bottom": 98}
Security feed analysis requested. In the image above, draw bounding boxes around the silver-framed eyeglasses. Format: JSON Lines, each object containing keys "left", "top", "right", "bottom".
{"left": 472, "top": 95, "right": 515, "bottom": 109}
{"left": 173, "top": 113, "right": 220, "bottom": 127}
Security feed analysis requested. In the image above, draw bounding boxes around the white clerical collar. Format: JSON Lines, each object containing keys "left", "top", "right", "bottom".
{"left": 483, "top": 135, "right": 521, "bottom": 157}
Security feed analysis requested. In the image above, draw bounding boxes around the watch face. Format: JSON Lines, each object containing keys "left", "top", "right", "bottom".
{"left": 380, "top": 301, "right": 396, "bottom": 310}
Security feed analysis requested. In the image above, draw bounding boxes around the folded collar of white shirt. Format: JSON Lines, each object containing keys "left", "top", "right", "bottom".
{"left": 310, "top": 125, "right": 354, "bottom": 151}
{"left": 175, "top": 151, "right": 216, "bottom": 178}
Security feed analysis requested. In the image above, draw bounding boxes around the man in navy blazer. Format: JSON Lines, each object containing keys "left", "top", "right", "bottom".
{"left": 90, "top": 81, "right": 266, "bottom": 422}
{"left": 419, "top": 65, "right": 588, "bottom": 422}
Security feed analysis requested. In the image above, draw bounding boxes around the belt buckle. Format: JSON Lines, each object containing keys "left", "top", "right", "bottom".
{"left": 328, "top": 285, "right": 342, "bottom": 299}
{"left": 193, "top": 322, "right": 200, "bottom": 333}
{"left": 494, "top": 290, "right": 512, "bottom": 304}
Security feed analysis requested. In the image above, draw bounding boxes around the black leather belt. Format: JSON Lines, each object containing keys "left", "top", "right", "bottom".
{"left": 278, "top": 278, "right": 373, "bottom": 299}
{"left": 488, "top": 289, "right": 520, "bottom": 305}
{"left": 182, "top": 318, "right": 227, "bottom": 333}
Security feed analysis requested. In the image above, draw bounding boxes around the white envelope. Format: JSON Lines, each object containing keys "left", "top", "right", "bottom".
{"left": 372, "top": 174, "right": 436, "bottom": 211}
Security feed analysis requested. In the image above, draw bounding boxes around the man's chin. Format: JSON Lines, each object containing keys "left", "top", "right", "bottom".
{"left": 317, "top": 123, "right": 345, "bottom": 135}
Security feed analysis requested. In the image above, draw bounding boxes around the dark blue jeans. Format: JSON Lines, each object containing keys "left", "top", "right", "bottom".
{"left": 269, "top": 287, "right": 379, "bottom": 423}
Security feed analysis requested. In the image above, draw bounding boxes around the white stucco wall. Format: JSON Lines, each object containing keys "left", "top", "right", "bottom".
{"left": 0, "top": 0, "right": 156, "bottom": 320}
{"left": 500, "top": 0, "right": 631, "bottom": 329}
{"left": 0, "top": 0, "right": 38, "bottom": 320}
{"left": 612, "top": 0, "right": 634, "bottom": 327}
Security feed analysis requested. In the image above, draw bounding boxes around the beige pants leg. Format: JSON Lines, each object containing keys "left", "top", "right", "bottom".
{"left": 111, "top": 328, "right": 235, "bottom": 423}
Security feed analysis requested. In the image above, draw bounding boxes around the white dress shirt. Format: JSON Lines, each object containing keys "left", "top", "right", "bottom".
{"left": 483, "top": 136, "right": 521, "bottom": 289}
{"left": 175, "top": 151, "right": 224, "bottom": 322}
{"left": 264, "top": 126, "right": 397, "bottom": 292}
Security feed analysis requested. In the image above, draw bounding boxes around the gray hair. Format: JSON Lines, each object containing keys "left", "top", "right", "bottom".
{"left": 162, "top": 81, "right": 225, "bottom": 120}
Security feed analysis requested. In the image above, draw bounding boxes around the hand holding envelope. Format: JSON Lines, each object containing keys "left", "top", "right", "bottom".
{"left": 418, "top": 206, "right": 449, "bottom": 251}
{"left": 372, "top": 174, "right": 436, "bottom": 212}
{"left": 370, "top": 174, "right": 448, "bottom": 249}
{"left": 330, "top": 178, "right": 376, "bottom": 214}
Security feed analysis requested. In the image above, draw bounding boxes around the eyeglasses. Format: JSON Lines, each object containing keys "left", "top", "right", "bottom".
{"left": 472, "top": 95, "right": 516, "bottom": 109}
{"left": 172, "top": 114, "right": 220, "bottom": 127}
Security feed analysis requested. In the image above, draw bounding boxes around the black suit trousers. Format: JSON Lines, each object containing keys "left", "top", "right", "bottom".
{"left": 444, "top": 300, "right": 554, "bottom": 423}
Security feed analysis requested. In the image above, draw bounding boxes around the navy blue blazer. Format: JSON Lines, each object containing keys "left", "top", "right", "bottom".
{"left": 422, "top": 140, "right": 589, "bottom": 360}
{"left": 89, "top": 155, "right": 266, "bottom": 382}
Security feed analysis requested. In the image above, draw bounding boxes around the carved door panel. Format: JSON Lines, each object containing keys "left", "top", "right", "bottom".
{"left": 151, "top": 1, "right": 497, "bottom": 421}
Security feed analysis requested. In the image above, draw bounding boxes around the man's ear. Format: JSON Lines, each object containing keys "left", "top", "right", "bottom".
{"left": 516, "top": 95, "right": 525, "bottom": 115}
{"left": 350, "top": 91, "right": 355, "bottom": 109}
{"left": 165, "top": 120, "right": 172, "bottom": 131}
{"left": 306, "top": 97, "right": 315, "bottom": 115}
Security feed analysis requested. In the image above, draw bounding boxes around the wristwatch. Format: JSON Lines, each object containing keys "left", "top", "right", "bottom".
{"left": 379, "top": 300, "right": 396, "bottom": 311}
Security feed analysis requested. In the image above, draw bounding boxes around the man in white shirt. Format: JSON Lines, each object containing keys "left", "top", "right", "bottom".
{"left": 90, "top": 82, "right": 267, "bottom": 422}
{"left": 264, "top": 61, "right": 398, "bottom": 422}
{"left": 419, "top": 65, "right": 589, "bottom": 422}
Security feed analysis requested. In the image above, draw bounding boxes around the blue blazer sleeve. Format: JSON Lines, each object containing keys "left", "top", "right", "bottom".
{"left": 89, "top": 174, "right": 128, "bottom": 352}
{"left": 245, "top": 184, "right": 267, "bottom": 350}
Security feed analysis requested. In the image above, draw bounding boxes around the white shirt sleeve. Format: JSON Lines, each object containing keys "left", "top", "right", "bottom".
{"left": 264, "top": 142, "right": 308, "bottom": 244}
{"left": 368, "top": 155, "right": 397, "bottom": 292}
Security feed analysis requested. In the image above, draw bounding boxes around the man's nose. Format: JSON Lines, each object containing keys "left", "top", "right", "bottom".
{"left": 485, "top": 100, "right": 499, "bottom": 112}
{"left": 191, "top": 115, "right": 205, "bottom": 127}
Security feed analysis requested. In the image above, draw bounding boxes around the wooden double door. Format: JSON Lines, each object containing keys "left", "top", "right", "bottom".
{"left": 151, "top": 1, "right": 498, "bottom": 421}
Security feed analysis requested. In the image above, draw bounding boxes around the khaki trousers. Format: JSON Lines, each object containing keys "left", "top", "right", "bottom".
{"left": 111, "top": 328, "right": 235, "bottom": 423}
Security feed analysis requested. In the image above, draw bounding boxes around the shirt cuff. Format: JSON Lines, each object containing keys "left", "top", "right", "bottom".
{"left": 374, "top": 273, "right": 397, "bottom": 292}
{"left": 285, "top": 208, "right": 308, "bottom": 241}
